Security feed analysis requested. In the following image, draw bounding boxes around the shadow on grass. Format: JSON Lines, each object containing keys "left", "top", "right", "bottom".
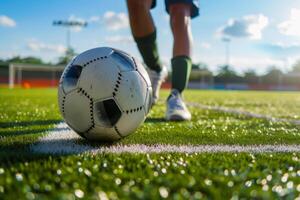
{"left": 0, "top": 119, "right": 61, "bottom": 128}
{"left": 0, "top": 136, "right": 117, "bottom": 165}
{"left": 0, "top": 127, "right": 69, "bottom": 137}
{"left": 145, "top": 117, "right": 165, "bottom": 123}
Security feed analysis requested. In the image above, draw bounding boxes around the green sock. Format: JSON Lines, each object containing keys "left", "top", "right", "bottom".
{"left": 134, "top": 30, "right": 162, "bottom": 73}
{"left": 171, "top": 56, "right": 192, "bottom": 93}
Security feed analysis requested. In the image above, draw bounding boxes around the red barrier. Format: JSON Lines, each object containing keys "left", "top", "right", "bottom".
{"left": 21, "top": 79, "right": 60, "bottom": 88}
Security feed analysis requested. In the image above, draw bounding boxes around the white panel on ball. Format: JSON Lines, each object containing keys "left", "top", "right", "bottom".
{"left": 116, "top": 108, "right": 146, "bottom": 137}
{"left": 134, "top": 57, "right": 151, "bottom": 87}
{"left": 79, "top": 59, "right": 120, "bottom": 100}
{"left": 114, "top": 71, "right": 148, "bottom": 112}
{"left": 63, "top": 90, "right": 93, "bottom": 133}
{"left": 72, "top": 47, "right": 114, "bottom": 67}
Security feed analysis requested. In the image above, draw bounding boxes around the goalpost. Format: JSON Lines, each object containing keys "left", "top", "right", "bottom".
{"left": 9, "top": 63, "right": 65, "bottom": 88}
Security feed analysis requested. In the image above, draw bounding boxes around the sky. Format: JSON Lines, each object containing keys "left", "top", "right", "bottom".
{"left": 1, "top": 0, "right": 300, "bottom": 74}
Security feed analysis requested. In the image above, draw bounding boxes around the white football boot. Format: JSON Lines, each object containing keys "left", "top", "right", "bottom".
{"left": 165, "top": 89, "right": 191, "bottom": 121}
{"left": 148, "top": 66, "right": 168, "bottom": 105}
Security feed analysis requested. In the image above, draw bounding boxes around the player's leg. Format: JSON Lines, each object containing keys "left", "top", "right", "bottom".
{"left": 165, "top": 0, "right": 199, "bottom": 121}
{"left": 170, "top": 3, "right": 193, "bottom": 93}
{"left": 126, "top": 0, "right": 167, "bottom": 105}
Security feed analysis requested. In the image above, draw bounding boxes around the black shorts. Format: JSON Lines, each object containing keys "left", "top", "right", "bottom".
{"left": 151, "top": 0, "right": 199, "bottom": 18}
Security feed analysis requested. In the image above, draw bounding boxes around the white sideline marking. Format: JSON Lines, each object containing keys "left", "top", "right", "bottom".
{"left": 187, "top": 102, "right": 300, "bottom": 126}
{"left": 31, "top": 122, "right": 300, "bottom": 155}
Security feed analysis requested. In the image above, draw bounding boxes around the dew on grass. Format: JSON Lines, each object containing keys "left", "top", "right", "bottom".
{"left": 129, "top": 180, "right": 135, "bottom": 186}
{"left": 267, "top": 174, "right": 272, "bottom": 181}
{"left": 57, "top": 169, "right": 62, "bottom": 175}
{"left": 231, "top": 169, "right": 236, "bottom": 176}
{"left": 84, "top": 169, "right": 92, "bottom": 177}
{"left": 148, "top": 159, "right": 153, "bottom": 165}
{"left": 115, "top": 178, "right": 121, "bottom": 185}
{"left": 98, "top": 191, "right": 109, "bottom": 200}
{"left": 103, "top": 163, "right": 107, "bottom": 168}
{"left": 261, "top": 179, "right": 267, "bottom": 185}
{"left": 292, "top": 156, "right": 298, "bottom": 161}
{"left": 281, "top": 173, "right": 288, "bottom": 183}
{"left": 74, "top": 189, "right": 84, "bottom": 198}
{"left": 204, "top": 179, "right": 212, "bottom": 186}
{"left": 227, "top": 181, "right": 234, "bottom": 187}
{"left": 118, "top": 164, "right": 123, "bottom": 169}
{"left": 262, "top": 185, "right": 269, "bottom": 191}
{"left": 224, "top": 169, "right": 229, "bottom": 176}
{"left": 286, "top": 181, "right": 294, "bottom": 190}
{"left": 245, "top": 180, "right": 252, "bottom": 187}
{"left": 15, "top": 173, "right": 23, "bottom": 181}
{"left": 159, "top": 187, "right": 169, "bottom": 198}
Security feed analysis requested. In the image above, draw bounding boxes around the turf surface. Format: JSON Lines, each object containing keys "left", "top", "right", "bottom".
{"left": 1, "top": 88, "right": 300, "bottom": 199}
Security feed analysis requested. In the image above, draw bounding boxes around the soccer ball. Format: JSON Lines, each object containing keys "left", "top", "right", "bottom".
{"left": 58, "top": 47, "right": 152, "bottom": 141}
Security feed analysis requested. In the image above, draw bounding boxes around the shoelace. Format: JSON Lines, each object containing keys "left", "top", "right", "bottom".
{"left": 168, "top": 94, "right": 185, "bottom": 110}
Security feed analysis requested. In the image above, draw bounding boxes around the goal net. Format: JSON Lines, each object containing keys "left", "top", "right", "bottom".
{"left": 9, "top": 63, "right": 65, "bottom": 88}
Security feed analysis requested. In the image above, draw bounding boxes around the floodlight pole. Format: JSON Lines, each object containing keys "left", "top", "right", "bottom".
{"left": 53, "top": 20, "right": 88, "bottom": 49}
{"left": 222, "top": 38, "right": 231, "bottom": 66}
{"left": 67, "top": 27, "right": 71, "bottom": 49}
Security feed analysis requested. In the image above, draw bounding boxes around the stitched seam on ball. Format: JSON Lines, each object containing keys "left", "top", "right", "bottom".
{"left": 77, "top": 87, "right": 95, "bottom": 133}
{"left": 114, "top": 126, "right": 122, "bottom": 138}
{"left": 112, "top": 72, "right": 122, "bottom": 97}
{"left": 82, "top": 56, "right": 108, "bottom": 67}
{"left": 125, "top": 106, "right": 143, "bottom": 114}
{"left": 132, "top": 57, "right": 138, "bottom": 71}
{"left": 61, "top": 96, "right": 66, "bottom": 114}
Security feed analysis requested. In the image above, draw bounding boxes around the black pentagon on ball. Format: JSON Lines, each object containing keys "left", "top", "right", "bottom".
{"left": 95, "top": 99, "right": 122, "bottom": 127}
{"left": 62, "top": 65, "right": 83, "bottom": 94}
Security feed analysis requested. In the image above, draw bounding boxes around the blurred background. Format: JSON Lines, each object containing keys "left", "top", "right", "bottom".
{"left": 1, "top": 0, "right": 300, "bottom": 90}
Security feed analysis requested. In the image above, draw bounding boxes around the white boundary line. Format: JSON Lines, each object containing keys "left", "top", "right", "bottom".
{"left": 31, "top": 122, "right": 300, "bottom": 155}
{"left": 187, "top": 102, "right": 300, "bottom": 126}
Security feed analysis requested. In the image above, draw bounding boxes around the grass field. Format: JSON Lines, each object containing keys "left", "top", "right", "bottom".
{"left": 1, "top": 88, "right": 300, "bottom": 199}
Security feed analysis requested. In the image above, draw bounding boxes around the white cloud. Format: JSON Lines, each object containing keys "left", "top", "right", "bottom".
{"left": 27, "top": 40, "right": 66, "bottom": 53}
{"left": 105, "top": 35, "right": 133, "bottom": 44}
{"left": 103, "top": 11, "right": 129, "bottom": 31}
{"left": 218, "top": 14, "right": 269, "bottom": 40}
{"left": 278, "top": 8, "right": 300, "bottom": 36}
{"left": 0, "top": 15, "right": 16, "bottom": 27}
